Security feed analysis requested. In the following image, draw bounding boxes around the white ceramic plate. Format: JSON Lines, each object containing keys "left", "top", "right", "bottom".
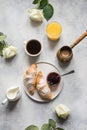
{"left": 23, "top": 62, "right": 63, "bottom": 102}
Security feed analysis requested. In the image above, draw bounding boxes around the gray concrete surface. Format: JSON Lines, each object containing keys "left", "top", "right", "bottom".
{"left": 0, "top": 0, "right": 87, "bottom": 130}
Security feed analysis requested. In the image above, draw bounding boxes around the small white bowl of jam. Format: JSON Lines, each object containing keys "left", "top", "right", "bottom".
{"left": 24, "top": 39, "right": 42, "bottom": 57}
{"left": 47, "top": 72, "right": 61, "bottom": 91}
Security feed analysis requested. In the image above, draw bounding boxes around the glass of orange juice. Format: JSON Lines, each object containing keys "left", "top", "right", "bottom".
{"left": 46, "top": 21, "right": 62, "bottom": 41}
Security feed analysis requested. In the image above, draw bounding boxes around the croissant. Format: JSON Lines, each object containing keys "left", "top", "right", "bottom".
{"left": 23, "top": 64, "right": 37, "bottom": 95}
{"left": 36, "top": 71, "right": 52, "bottom": 100}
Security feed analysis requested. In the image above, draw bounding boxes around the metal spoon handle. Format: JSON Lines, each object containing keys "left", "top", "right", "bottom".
{"left": 70, "top": 30, "right": 87, "bottom": 49}
{"left": 61, "top": 70, "right": 75, "bottom": 76}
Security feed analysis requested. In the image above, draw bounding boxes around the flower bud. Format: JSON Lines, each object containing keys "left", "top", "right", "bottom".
{"left": 28, "top": 9, "right": 43, "bottom": 22}
{"left": 55, "top": 104, "right": 70, "bottom": 119}
{"left": 3, "top": 45, "right": 17, "bottom": 58}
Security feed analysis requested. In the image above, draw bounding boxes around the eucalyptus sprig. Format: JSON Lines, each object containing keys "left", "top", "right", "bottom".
{"left": 32, "top": 0, "right": 54, "bottom": 21}
{"left": 0, "top": 32, "right": 9, "bottom": 56}
{"left": 0, "top": 32, "right": 17, "bottom": 58}
{"left": 25, "top": 119, "right": 64, "bottom": 130}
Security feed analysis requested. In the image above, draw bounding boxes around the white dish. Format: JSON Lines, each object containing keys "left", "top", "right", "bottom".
{"left": 23, "top": 62, "right": 63, "bottom": 102}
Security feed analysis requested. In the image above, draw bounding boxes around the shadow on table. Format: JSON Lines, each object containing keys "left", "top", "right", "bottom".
{"left": 56, "top": 116, "right": 70, "bottom": 124}
{"left": 27, "top": 54, "right": 41, "bottom": 65}
{"left": 4, "top": 55, "right": 17, "bottom": 62}
{"left": 29, "top": 19, "right": 43, "bottom": 27}
{"left": 5, "top": 99, "right": 20, "bottom": 111}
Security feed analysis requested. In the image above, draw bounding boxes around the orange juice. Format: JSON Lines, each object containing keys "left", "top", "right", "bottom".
{"left": 46, "top": 22, "right": 62, "bottom": 41}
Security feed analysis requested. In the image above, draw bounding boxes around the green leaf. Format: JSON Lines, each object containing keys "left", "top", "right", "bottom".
{"left": 41, "top": 124, "right": 52, "bottom": 130}
{"left": 0, "top": 32, "right": 8, "bottom": 56}
{"left": 56, "top": 128, "right": 64, "bottom": 130}
{"left": 33, "top": 0, "right": 40, "bottom": 4}
{"left": 0, "top": 41, "right": 8, "bottom": 56}
{"left": 0, "top": 32, "right": 4, "bottom": 36}
{"left": 0, "top": 32, "right": 7, "bottom": 42}
{"left": 0, "top": 32, "right": 6, "bottom": 36}
{"left": 25, "top": 125, "right": 39, "bottom": 130}
{"left": 39, "top": 0, "right": 48, "bottom": 9}
{"left": 43, "top": 4, "right": 54, "bottom": 21}
{"left": 49, "top": 119, "right": 56, "bottom": 129}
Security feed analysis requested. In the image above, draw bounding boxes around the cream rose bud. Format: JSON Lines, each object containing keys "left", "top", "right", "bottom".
{"left": 3, "top": 45, "right": 17, "bottom": 58}
{"left": 55, "top": 104, "right": 70, "bottom": 119}
{"left": 28, "top": 9, "right": 43, "bottom": 22}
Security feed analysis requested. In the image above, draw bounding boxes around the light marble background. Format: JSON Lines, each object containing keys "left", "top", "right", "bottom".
{"left": 0, "top": 0, "right": 87, "bottom": 130}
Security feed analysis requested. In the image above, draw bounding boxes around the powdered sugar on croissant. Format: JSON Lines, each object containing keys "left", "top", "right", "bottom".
{"left": 36, "top": 71, "right": 52, "bottom": 100}
{"left": 23, "top": 64, "right": 37, "bottom": 95}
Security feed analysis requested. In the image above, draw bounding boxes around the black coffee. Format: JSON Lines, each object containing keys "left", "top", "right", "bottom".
{"left": 26, "top": 40, "right": 41, "bottom": 55}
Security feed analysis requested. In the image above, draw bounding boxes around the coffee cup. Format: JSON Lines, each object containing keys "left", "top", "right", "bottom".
{"left": 24, "top": 39, "right": 42, "bottom": 57}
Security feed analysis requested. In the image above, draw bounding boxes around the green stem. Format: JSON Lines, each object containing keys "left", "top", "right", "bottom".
{"left": 36, "top": 0, "right": 40, "bottom": 9}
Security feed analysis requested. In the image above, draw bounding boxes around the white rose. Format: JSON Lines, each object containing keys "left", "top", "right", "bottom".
{"left": 3, "top": 45, "right": 17, "bottom": 58}
{"left": 28, "top": 9, "right": 43, "bottom": 22}
{"left": 55, "top": 104, "right": 70, "bottom": 119}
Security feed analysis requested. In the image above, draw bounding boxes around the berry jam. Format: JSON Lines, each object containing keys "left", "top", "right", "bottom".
{"left": 47, "top": 72, "right": 61, "bottom": 90}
